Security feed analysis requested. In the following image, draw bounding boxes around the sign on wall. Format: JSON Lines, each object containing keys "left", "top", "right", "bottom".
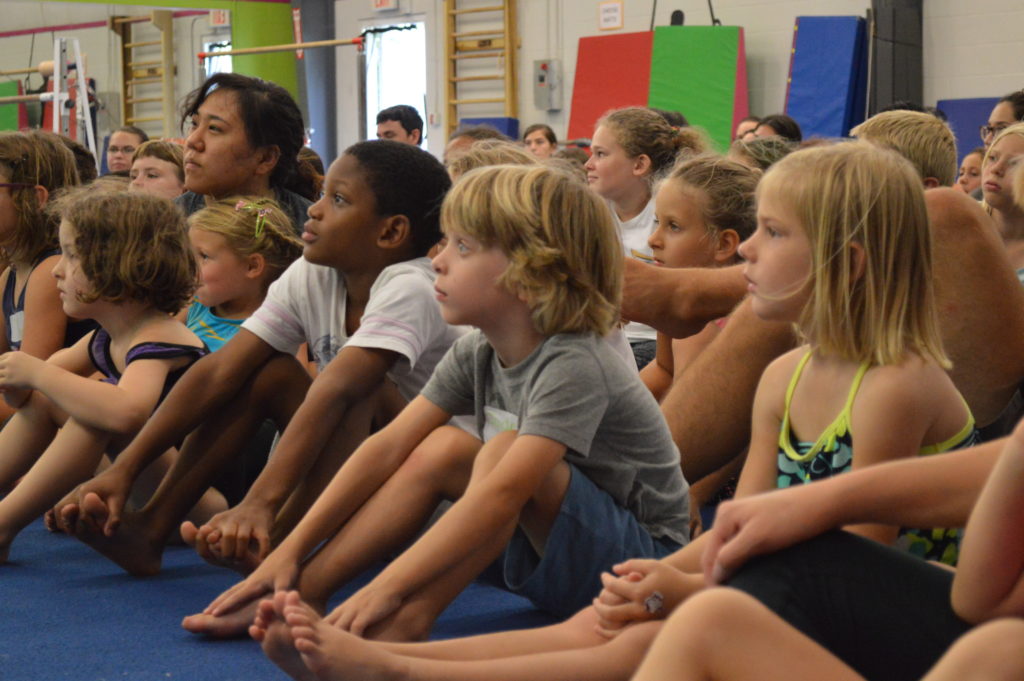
{"left": 599, "top": 1, "right": 623, "bottom": 31}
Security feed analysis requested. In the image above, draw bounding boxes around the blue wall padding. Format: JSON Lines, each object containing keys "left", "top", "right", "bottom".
{"left": 785, "top": 16, "right": 868, "bottom": 138}
{"left": 937, "top": 97, "right": 998, "bottom": 164}
{"left": 459, "top": 117, "right": 520, "bottom": 140}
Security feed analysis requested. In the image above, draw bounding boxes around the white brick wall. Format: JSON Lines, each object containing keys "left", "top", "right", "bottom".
{"left": 923, "top": 0, "right": 1024, "bottom": 102}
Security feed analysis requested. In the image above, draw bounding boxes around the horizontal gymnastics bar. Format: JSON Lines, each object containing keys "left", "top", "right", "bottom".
{"left": 197, "top": 36, "right": 363, "bottom": 62}
{"left": 0, "top": 92, "right": 58, "bottom": 104}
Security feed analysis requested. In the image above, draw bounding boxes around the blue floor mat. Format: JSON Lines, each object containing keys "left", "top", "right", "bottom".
{"left": 0, "top": 519, "right": 556, "bottom": 681}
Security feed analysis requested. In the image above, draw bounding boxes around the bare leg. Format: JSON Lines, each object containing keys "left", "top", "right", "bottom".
{"left": 631, "top": 588, "right": 865, "bottom": 681}
{"left": 272, "top": 591, "right": 659, "bottom": 681}
{"left": 375, "top": 605, "right": 606, "bottom": 661}
{"left": 72, "top": 354, "right": 310, "bottom": 575}
{"left": 921, "top": 618, "right": 1024, "bottom": 681}
{"left": 0, "top": 410, "right": 109, "bottom": 563}
{"left": 191, "top": 378, "right": 405, "bottom": 570}
{"left": 352, "top": 433, "right": 572, "bottom": 642}
{"left": 182, "top": 426, "right": 482, "bottom": 638}
{"left": 0, "top": 392, "right": 61, "bottom": 494}
{"left": 296, "top": 427, "right": 484, "bottom": 611}
{"left": 271, "top": 393, "right": 382, "bottom": 545}
{"left": 182, "top": 395, "right": 380, "bottom": 575}
{"left": 127, "top": 446, "right": 228, "bottom": 538}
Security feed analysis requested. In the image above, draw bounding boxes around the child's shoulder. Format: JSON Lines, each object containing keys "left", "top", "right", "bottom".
{"left": 763, "top": 345, "right": 812, "bottom": 384}
{"left": 755, "top": 346, "right": 812, "bottom": 415}
{"left": 543, "top": 331, "right": 616, "bottom": 359}
{"left": 129, "top": 315, "right": 204, "bottom": 350}
{"left": 859, "top": 353, "right": 959, "bottom": 406}
{"left": 370, "top": 256, "right": 436, "bottom": 295}
{"left": 852, "top": 354, "right": 972, "bottom": 450}
{"left": 533, "top": 332, "right": 636, "bottom": 383}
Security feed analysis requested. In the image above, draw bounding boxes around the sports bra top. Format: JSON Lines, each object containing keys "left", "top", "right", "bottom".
{"left": 87, "top": 328, "right": 207, "bottom": 407}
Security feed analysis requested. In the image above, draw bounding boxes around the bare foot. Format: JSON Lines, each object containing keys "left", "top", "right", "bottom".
{"left": 182, "top": 598, "right": 259, "bottom": 639}
{"left": 57, "top": 503, "right": 81, "bottom": 533}
{"left": 253, "top": 593, "right": 317, "bottom": 681}
{"left": 180, "top": 520, "right": 262, "bottom": 575}
{"left": 44, "top": 508, "right": 64, "bottom": 533}
{"left": 282, "top": 591, "right": 409, "bottom": 681}
{"left": 72, "top": 495, "right": 163, "bottom": 576}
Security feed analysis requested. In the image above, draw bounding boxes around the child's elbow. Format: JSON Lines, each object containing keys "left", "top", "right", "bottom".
{"left": 107, "top": 405, "right": 150, "bottom": 436}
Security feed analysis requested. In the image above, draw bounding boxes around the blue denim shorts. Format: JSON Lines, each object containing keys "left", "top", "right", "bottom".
{"left": 501, "top": 463, "right": 682, "bottom": 618}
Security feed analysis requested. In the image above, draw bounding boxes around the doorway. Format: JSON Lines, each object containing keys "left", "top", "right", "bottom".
{"left": 362, "top": 22, "right": 427, "bottom": 145}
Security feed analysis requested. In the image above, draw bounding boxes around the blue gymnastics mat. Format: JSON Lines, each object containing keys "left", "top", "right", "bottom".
{"left": 785, "top": 16, "right": 868, "bottom": 139}
{"left": 0, "top": 519, "right": 555, "bottom": 681}
{"left": 937, "top": 96, "right": 999, "bottom": 164}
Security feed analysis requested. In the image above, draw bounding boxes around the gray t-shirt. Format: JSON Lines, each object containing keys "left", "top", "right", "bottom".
{"left": 422, "top": 330, "right": 690, "bottom": 545}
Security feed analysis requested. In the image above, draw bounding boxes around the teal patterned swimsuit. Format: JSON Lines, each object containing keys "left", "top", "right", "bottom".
{"left": 778, "top": 352, "right": 979, "bottom": 565}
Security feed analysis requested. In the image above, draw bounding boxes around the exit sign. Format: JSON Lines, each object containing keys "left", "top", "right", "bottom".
{"left": 373, "top": 0, "right": 400, "bottom": 11}
{"left": 209, "top": 10, "right": 230, "bottom": 27}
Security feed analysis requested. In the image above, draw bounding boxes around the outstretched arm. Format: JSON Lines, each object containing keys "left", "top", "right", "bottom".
{"left": 703, "top": 437, "right": 1001, "bottom": 585}
{"left": 621, "top": 260, "right": 747, "bottom": 338}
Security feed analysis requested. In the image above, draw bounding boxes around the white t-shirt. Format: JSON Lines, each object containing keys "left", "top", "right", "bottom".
{"left": 242, "top": 256, "right": 466, "bottom": 401}
{"left": 610, "top": 197, "right": 658, "bottom": 343}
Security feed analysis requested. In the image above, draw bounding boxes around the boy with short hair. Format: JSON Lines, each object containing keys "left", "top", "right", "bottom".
{"left": 851, "top": 109, "right": 958, "bottom": 187}
{"left": 191, "top": 164, "right": 690, "bottom": 642}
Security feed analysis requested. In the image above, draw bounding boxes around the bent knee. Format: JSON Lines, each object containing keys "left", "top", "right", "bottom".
{"left": 938, "top": 619, "right": 1024, "bottom": 680}
{"left": 249, "top": 354, "right": 311, "bottom": 418}
{"left": 667, "top": 588, "right": 760, "bottom": 645}
{"left": 402, "top": 426, "right": 481, "bottom": 495}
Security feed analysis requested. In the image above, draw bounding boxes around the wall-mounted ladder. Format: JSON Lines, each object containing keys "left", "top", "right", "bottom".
{"left": 443, "top": 0, "right": 518, "bottom": 139}
{"left": 110, "top": 10, "right": 176, "bottom": 137}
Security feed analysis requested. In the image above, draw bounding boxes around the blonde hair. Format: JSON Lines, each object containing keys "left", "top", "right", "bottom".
{"left": 447, "top": 140, "right": 538, "bottom": 179}
{"left": 0, "top": 130, "right": 79, "bottom": 263}
{"left": 131, "top": 140, "right": 185, "bottom": 182}
{"left": 985, "top": 121, "right": 1024, "bottom": 168}
{"left": 53, "top": 189, "right": 196, "bottom": 314}
{"left": 188, "top": 196, "right": 303, "bottom": 286}
{"left": 850, "top": 110, "right": 957, "bottom": 187}
{"left": 666, "top": 154, "right": 759, "bottom": 243}
{"left": 442, "top": 164, "right": 622, "bottom": 335}
{"left": 982, "top": 123, "right": 1024, "bottom": 217}
{"left": 760, "top": 141, "right": 947, "bottom": 367}
{"left": 88, "top": 174, "right": 130, "bottom": 193}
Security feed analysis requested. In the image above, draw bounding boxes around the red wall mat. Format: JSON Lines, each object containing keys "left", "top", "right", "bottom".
{"left": 568, "top": 31, "right": 653, "bottom": 141}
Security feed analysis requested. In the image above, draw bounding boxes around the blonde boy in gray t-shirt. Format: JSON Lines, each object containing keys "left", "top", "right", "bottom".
{"left": 210, "top": 164, "right": 689, "bottom": 647}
